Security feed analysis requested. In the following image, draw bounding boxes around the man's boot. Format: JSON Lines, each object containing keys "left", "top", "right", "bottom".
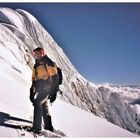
{"left": 43, "top": 115, "right": 54, "bottom": 132}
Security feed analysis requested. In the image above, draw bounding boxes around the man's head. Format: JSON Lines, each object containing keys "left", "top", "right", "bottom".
{"left": 33, "top": 47, "right": 45, "bottom": 60}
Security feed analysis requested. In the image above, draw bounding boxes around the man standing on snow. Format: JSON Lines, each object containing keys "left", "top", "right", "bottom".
{"left": 29, "top": 47, "right": 59, "bottom": 134}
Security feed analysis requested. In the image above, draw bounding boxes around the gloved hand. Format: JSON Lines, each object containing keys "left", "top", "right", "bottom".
{"left": 48, "top": 93, "right": 57, "bottom": 103}
{"left": 30, "top": 84, "right": 35, "bottom": 103}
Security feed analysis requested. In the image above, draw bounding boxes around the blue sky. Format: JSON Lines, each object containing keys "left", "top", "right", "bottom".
{"left": 0, "top": 3, "right": 140, "bottom": 85}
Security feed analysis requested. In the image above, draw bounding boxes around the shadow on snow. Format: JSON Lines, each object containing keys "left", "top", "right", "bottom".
{"left": 0, "top": 111, "right": 32, "bottom": 129}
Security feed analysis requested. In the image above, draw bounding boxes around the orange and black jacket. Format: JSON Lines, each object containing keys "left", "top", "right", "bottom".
{"left": 32, "top": 55, "right": 57, "bottom": 81}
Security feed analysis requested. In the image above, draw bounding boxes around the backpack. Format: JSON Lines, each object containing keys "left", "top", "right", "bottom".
{"left": 57, "top": 67, "right": 63, "bottom": 85}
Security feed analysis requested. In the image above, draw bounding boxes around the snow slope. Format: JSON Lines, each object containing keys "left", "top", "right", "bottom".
{"left": 51, "top": 99, "right": 138, "bottom": 137}
{"left": 0, "top": 67, "right": 138, "bottom": 137}
{"left": 0, "top": 7, "right": 140, "bottom": 137}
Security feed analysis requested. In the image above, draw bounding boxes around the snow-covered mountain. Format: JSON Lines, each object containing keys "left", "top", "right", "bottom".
{"left": 0, "top": 7, "right": 140, "bottom": 137}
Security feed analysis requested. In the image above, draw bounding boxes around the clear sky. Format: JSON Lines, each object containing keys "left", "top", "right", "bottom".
{"left": 0, "top": 3, "right": 140, "bottom": 85}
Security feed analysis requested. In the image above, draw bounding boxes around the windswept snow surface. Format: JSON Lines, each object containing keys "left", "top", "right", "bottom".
{"left": 50, "top": 99, "right": 138, "bottom": 137}
{"left": 0, "top": 7, "right": 140, "bottom": 137}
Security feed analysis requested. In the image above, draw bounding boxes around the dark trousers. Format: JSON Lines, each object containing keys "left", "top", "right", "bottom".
{"left": 32, "top": 80, "right": 53, "bottom": 132}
